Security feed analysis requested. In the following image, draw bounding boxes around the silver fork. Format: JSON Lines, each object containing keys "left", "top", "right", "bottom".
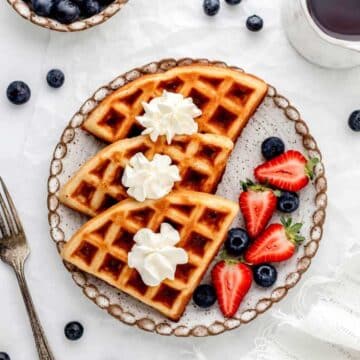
{"left": 0, "top": 177, "right": 54, "bottom": 360}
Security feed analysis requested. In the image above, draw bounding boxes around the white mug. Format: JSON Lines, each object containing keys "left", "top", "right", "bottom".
{"left": 281, "top": 0, "right": 360, "bottom": 69}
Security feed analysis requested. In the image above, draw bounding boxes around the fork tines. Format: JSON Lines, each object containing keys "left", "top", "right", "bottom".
{"left": 0, "top": 177, "right": 24, "bottom": 238}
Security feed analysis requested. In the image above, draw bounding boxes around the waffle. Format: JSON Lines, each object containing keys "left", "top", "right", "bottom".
{"left": 59, "top": 133, "right": 234, "bottom": 217}
{"left": 61, "top": 190, "right": 239, "bottom": 321}
{"left": 83, "top": 64, "right": 268, "bottom": 143}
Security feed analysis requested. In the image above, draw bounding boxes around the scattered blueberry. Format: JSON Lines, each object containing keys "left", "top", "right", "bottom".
{"left": 348, "top": 110, "right": 360, "bottom": 132}
{"left": 47, "top": 69, "right": 65, "bottom": 88}
{"left": 277, "top": 191, "right": 299, "bottom": 213}
{"left": 52, "top": 0, "right": 80, "bottom": 24}
{"left": 225, "top": 0, "right": 241, "bottom": 4}
{"left": 193, "top": 284, "right": 217, "bottom": 308}
{"left": 81, "top": 0, "right": 101, "bottom": 17}
{"left": 32, "top": 0, "right": 54, "bottom": 16}
{"left": 64, "top": 321, "right": 84, "bottom": 341}
{"left": 225, "top": 228, "right": 250, "bottom": 256}
{"left": 0, "top": 353, "right": 10, "bottom": 360}
{"left": 6, "top": 81, "right": 31, "bottom": 105}
{"left": 261, "top": 137, "right": 285, "bottom": 160}
{"left": 253, "top": 264, "right": 277, "bottom": 287}
{"left": 246, "top": 15, "right": 263, "bottom": 32}
{"left": 203, "top": 0, "right": 220, "bottom": 16}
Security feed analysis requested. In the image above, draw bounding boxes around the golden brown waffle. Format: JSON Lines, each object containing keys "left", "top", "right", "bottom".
{"left": 59, "top": 133, "right": 234, "bottom": 217}
{"left": 83, "top": 64, "right": 268, "bottom": 143}
{"left": 61, "top": 190, "right": 238, "bottom": 321}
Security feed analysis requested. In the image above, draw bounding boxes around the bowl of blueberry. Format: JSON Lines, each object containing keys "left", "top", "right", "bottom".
{"left": 6, "top": 0, "right": 128, "bottom": 32}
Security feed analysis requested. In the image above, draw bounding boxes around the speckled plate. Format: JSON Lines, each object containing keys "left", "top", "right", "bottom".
{"left": 7, "top": 0, "right": 128, "bottom": 32}
{"left": 47, "top": 58, "right": 327, "bottom": 337}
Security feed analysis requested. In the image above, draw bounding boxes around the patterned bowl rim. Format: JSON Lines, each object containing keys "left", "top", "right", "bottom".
{"left": 47, "top": 58, "right": 328, "bottom": 337}
{"left": 6, "top": 0, "right": 128, "bottom": 32}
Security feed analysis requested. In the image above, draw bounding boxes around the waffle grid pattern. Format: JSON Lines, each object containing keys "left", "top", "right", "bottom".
{"left": 62, "top": 191, "right": 239, "bottom": 321}
{"left": 83, "top": 65, "right": 268, "bottom": 143}
{"left": 59, "top": 133, "right": 234, "bottom": 217}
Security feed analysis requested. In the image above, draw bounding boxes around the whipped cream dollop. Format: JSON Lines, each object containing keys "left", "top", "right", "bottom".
{"left": 136, "top": 90, "right": 202, "bottom": 144}
{"left": 128, "top": 223, "right": 188, "bottom": 287}
{"left": 122, "top": 152, "right": 181, "bottom": 202}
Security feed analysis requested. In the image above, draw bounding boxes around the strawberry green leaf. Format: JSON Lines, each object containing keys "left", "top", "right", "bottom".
{"left": 305, "top": 157, "right": 319, "bottom": 180}
{"left": 295, "top": 234, "right": 305, "bottom": 243}
{"left": 219, "top": 250, "right": 241, "bottom": 264}
{"left": 282, "top": 217, "right": 304, "bottom": 244}
{"left": 290, "top": 223, "right": 302, "bottom": 233}
{"left": 241, "top": 179, "right": 254, "bottom": 191}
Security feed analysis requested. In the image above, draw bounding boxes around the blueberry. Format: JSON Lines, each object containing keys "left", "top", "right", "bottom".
{"left": 47, "top": 69, "right": 65, "bottom": 88}
{"left": 203, "top": 0, "right": 220, "bottom": 16}
{"left": 246, "top": 15, "right": 263, "bottom": 31}
{"left": 72, "top": 0, "right": 85, "bottom": 7}
{"left": 97, "top": 0, "right": 113, "bottom": 6}
{"left": 32, "top": 0, "right": 54, "bottom": 16}
{"left": 261, "top": 137, "right": 285, "bottom": 160}
{"left": 225, "top": 0, "right": 241, "bottom": 4}
{"left": 0, "top": 353, "right": 10, "bottom": 360}
{"left": 277, "top": 191, "right": 299, "bottom": 213}
{"left": 348, "top": 110, "right": 360, "bottom": 132}
{"left": 52, "top": 0, "right": 80, "bottom": 24}
{"left": 225, "top": 228, "right": 250, "bottom": 256}
{"left": 81, "top": 0, "right": 101, "bottom": 17}
{"left": 64, "top": 322, "right": 84, "bottom": 341}
{"left": 193, "top": 284, "right": 217, "bottom": 308}
{"left": 6, "top": 81, "right": 31, "bottom": 105}
{"left": 253, "top": 264, "right": 277, "bottom": 287}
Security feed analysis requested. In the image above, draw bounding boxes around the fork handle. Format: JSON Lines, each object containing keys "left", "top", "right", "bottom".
{"left": 14, "top": 264, "right": 55, "bottom": 360}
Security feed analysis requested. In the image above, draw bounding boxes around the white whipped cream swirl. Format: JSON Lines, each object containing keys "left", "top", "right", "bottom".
{"left": 128, "top": 223, "right": 188, "bottom": 287}
{"left": 136, "top": 90, "right": 202, "bottom": 144}
{"left": 122, "top": 152, "right": 181, "bottom": 202}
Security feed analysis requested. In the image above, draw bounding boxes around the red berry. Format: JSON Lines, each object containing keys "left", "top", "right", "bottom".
{"left": 245, "top": 218, "right": 304, "bottom": 265}
{"left": 239, "top": 181, "right": 277, "bottom": 239}
{"left": 212, "top": 260, "right": 252, "bottom": 318}
{"left": 254, "top": 150, "right": 318, "bottom": 192}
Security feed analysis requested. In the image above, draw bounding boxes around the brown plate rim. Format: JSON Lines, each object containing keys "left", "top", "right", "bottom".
{"left": 6, "top": 0, "right": 128, "bottom": 32}
{"left": 47, "top": 58, "right": 327, "bottom": 337}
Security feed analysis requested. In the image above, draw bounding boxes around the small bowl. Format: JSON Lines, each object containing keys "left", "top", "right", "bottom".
{"left": 6, "top": 0, "right": 128, "bottom": 32}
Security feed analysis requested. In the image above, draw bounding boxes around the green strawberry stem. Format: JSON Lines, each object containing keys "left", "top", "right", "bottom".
{"left": 281, "top": 217, "right": 305, "bottom": 245}
{"left": 305, "top": 157, "right": 319, "bottom": 180}
{"left": 240, "top": 179, "right": 280, "bottom": 196}
{"left": 219, "top": 250, "right": 242, "bottom": 265}
{"left": 241, "top": 179, "right": 255, "bottom": 191}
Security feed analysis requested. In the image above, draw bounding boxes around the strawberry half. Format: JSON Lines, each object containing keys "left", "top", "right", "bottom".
{"left": 254, "top": 150, "right": 319, "bottom": 192}
{"left": 244, "top": 217, "right": 305, "bottom": 265}
{"left": 239, "top": 180, "right": 278, "bottom": 239}
{"left": 211, "top": 260, "right": 252, "bottom": 318}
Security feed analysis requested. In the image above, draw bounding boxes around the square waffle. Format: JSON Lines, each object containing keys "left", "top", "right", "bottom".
{"left": 59, "top": 133, "right": 234, "bottom": 217}
{"left": 82, "top": 64, "right": 268, "bottom": 143}
{"left": 61, "top": 190, "right": 239, "bottom": 321}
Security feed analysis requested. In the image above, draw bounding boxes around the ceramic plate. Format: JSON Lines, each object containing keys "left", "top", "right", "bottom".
{"left": 47, "top": 58, "right": 327, "bottom": 337}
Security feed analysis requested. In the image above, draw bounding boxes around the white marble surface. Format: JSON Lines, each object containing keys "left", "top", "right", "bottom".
{"left": 0, "top": 0, "right": 359, "bottom": 359}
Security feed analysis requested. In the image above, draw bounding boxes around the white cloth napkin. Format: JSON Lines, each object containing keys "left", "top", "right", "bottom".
{"left": 242, "top": 251, "right": 360, "bottom": 360}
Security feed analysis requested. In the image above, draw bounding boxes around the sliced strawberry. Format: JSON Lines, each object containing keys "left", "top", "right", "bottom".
{"left": 254, "top": 150, "right": 319, "bottom": 192}
{"left": 244, "top": 217, "right": 304, "bottom": 265}
{"left": 239, "top": 181, "right": 277, "bottom": 239}
{"left": 211, "top": 260, "right": 252, "bottom": 318}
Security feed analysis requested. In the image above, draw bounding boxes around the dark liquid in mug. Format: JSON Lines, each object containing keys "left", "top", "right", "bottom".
{"left": 307, "top": 0, "right": 360, "bottom": 41}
